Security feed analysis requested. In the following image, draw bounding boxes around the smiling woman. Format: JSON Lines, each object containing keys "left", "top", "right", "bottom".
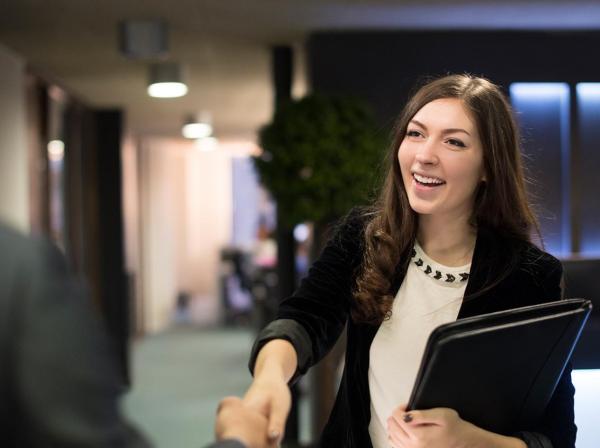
{"left": 398, "top": 98, "right": 485, "bottom": 229}
{"left": 243, "top": 74, "right": 575, "bottom": 448}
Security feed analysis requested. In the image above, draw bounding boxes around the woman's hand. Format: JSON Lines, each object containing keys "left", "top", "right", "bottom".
{"left": 243, "top": 339, "right": 297, "bottom": 445}
{"left": 387, "top": 404, "right": 475, "bottom": 448}
{"left": 243, "top": 369, "right": 291, "bottom": 445}
{"left": 386, "top": 404, "right": 527, "bottom": 448}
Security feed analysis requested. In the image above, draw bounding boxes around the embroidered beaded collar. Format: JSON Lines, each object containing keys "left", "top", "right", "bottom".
{"left": 411, "top": 243, "right": 471, "bottom": 285}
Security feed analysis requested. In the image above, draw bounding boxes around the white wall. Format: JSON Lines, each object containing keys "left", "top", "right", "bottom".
{"left": 137, "top": 138, "right": 233, "bottom": 332}
{"left": 0, "top": 44, "right": 28, "bottom": 231}
{"left": 572, "top": 369, "right": 600, "bottom": 448}
{"left": 182, "top": 146, "right": 232, "bottom": 296}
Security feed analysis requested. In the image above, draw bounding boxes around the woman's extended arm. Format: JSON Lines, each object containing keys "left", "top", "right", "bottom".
{"left": 253, "top": 339, "right": 298, "bottom": 383}
{"left": 243, "top": 209, "right": 366, "bottom": 443}
{"left": 243, "top": 340, "right": 298, "bottom": 444}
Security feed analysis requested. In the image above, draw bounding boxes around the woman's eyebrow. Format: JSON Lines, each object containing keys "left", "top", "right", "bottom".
{"left": 409, "top": 119, "right": 471, "bottom": 136}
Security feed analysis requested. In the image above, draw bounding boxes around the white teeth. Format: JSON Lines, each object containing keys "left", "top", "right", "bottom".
{"left": 413, "top": 173, "right": 445, "bottom": 185}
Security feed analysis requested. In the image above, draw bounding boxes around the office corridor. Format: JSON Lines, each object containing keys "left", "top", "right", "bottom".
{"left": 124, "top": 326, "right": 255, "bottom": 448}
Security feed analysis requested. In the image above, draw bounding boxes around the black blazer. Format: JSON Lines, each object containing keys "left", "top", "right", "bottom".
{"left": 250, "top": 209, "right": 575, "bottom": 448}
{"left": 0, "top": 224, "right": 150, "bottom": 447}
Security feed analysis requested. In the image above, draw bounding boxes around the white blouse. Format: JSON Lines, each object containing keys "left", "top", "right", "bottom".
{"left": 368, "top": 242, "right": 471, "bottom": 448}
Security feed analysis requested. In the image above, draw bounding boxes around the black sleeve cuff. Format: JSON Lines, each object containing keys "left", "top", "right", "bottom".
{"left": 514, "top": 431, "right": 553, "bottom": 448}
{"left": 248, "top": 319, "right": 313, "bottom": 385}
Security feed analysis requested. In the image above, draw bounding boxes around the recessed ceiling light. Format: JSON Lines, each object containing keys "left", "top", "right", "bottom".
{"left": 147, "top": 62, "right": 188, "bottom": 98}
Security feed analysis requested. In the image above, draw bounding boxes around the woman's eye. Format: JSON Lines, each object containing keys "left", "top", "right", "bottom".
{"left": 447, "top": 138, "right": 466, "bottom": 148}
{"left": 406, "top": 130, "right": 422, "bottom": 137}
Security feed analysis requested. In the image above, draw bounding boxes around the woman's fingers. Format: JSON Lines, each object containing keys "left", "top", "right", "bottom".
{"left": 387, "top": 415, "right": 412, "bottom": 448}
{"left": 387, "top": 414, "right": 410, "bottom": 447}
{"left": 242, "top": 378, "right": 291, "bottom": 444}
{"left": 391, "top": 404, "right": 453, "bottom": 427}
{"left": 402, "top": 407, "right": 457, "bottom": 426}
{"left": 266, "top": 383, "right": 291, "bottom": 443}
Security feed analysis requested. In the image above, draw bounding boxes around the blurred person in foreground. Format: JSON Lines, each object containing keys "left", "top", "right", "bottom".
{"left": 0, "top": 222, "right": 269, "bottom": 448}
{"left": 0, "top": 222, "right": 150, "bottom": 447}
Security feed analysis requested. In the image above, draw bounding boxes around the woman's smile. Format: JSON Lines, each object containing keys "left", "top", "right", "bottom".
{"left": 412, "top": 172, "right": 446, "bottom": 192}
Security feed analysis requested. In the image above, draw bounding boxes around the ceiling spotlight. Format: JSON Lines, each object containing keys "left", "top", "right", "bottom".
{"left": 195, "top": 137, "right": 219, "bottom": 152}
{"left": 147, "top": 62, "right": 188, "bottom": 98}
{"left": 182, "top": 113, "right": 213, "bottom": 139}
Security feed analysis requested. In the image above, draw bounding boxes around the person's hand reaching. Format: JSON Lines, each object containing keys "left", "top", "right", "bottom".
{"left": 215, "top": 396, "right": 271, "bottom": 448}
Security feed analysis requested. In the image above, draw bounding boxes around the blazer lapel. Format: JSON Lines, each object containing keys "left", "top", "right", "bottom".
{"left": 458, "top": 226, "right": 515, "bottom": 318}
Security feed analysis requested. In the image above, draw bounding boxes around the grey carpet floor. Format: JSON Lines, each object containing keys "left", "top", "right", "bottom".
{"left": 123, "top": 326, "right": 256, "bottom": 448}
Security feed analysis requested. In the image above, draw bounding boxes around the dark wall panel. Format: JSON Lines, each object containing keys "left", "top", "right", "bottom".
{"left": 94, "top": 110, "right": 129, "bottom": 383}
{"left": 309, "top": 31, "right": 600, "bottom": 128}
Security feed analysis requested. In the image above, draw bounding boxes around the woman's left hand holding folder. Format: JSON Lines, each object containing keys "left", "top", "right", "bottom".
{"left": 386, "top": 405, "right": 528, "bottom": 448}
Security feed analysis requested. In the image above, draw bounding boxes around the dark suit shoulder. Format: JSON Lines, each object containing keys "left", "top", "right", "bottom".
{"left": 516, "top": 241, "right": 562, "bottom": 283}
{"left": 465, "top": 228, "right": 564, "bottom": 314}
{"left": 0, "top": 225, "right": 61, "bottom": 336}
{"left": 0, "top": 223, "right": 68, "bottom": 282}
{"left": 330, "top": 207, "right": 373, "bottom": 245}
{"left": 0, "top": 225, "right": 72, "bottom": 342}
{"left": 334, "top": 206, "right": 371, "bottom": 235}
{"left": 506, "top": 240, "right": 564, "bottom": 304}
{"left": 326, "top": 206, "right": 371, "bottom": 261}
{"left": 479, "top": 226, "right": 561, "bottom": 279}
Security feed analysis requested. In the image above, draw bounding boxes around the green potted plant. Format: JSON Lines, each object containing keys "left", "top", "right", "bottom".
{"left": 254, "top": 93, "right": 385, "bottom": 232}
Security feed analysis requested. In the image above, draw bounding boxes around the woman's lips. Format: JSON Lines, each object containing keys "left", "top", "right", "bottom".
{"left": 412, "top": 172, "right": 446, "bottom": 192}
{"left": 413, "top": 178, "right": 444, "bottom": 193}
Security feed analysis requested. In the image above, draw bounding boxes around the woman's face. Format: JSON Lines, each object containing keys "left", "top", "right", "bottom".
{"left": 398, "top": 98, "right": 485, "bottom": 222}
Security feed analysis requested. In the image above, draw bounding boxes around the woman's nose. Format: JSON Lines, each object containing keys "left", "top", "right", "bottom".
{"left": 414, "top": 140, "right": 438, "bottom": 165}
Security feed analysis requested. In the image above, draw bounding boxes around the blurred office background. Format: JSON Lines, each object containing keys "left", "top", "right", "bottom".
{"left": 0, "top": 1, "right": 599, "bottom": 447}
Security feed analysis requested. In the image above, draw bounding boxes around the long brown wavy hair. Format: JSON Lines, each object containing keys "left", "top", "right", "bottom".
{"left": 351, "top": 74, "right": 541, "bottom": 325}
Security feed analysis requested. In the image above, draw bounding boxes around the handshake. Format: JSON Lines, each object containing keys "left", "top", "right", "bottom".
{"left": 214, "top": 395, "right": 285, "bottom": 448}
{"left": 212, "top": 354, "right": 296, "bottom": 448}
{"left": 214, "top": 340, "right": 295, "bottom": 448}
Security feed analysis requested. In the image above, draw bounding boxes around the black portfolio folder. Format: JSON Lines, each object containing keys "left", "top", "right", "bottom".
{"left": 406, "top": 298, "right": 592, "bottom": 434}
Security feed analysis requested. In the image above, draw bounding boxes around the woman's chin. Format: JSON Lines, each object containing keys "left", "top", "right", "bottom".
{"left": 407, "top": 199, "right": 437, "bottom": 216}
